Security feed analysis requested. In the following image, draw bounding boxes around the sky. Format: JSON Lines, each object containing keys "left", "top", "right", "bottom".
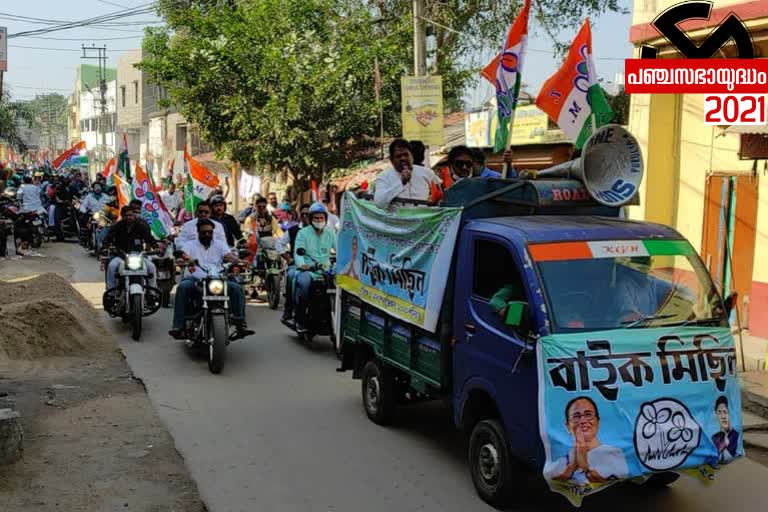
{"left": 2, "top": 0, "right": 635, "bottom": 104}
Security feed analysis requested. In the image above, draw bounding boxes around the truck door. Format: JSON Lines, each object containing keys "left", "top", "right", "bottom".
{"left": 453, "top": 231, "right": 541, "bottom": 462}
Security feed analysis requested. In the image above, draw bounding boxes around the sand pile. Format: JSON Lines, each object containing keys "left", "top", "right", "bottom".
{"left": 0, "top": 274, "right": 110, "bottom": 361}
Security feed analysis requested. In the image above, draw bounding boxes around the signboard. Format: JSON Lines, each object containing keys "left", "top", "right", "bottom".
{"left": 738, "top": 133, "right": 768, "bottom": 160}
{"left": 401, "top": 76, "right": 444, "bottom": 145}
{"left": 465, "top": 104, "right": 550, "bottom": 148}
{"left": 0, "top": 27, "right": 6, "bottom": 72}
{"left": 335, "top": 191, "right": 461, "bottom": 332}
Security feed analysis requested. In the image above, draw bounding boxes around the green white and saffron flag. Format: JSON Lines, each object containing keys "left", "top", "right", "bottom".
{"left": 535, "top": 19, "right": 613, "bottom": 149}
{"left": 183, "top": 147, "right": 220, "bottom": 213}
{"left": 481, "top": 0, "right": 531, "bottom": 152}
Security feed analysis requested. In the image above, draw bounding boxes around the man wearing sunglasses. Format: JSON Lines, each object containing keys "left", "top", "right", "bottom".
{"left": 177, "top": 200, "right": 228, "bottom": 245}
{"left": 277, "top": 204, "right": 310, "bottom": 324}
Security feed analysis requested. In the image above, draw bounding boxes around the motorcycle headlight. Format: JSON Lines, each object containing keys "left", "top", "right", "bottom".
{"left": 126, "top": 255, "right": 143, "bottom": 270}
{"left": 92, "top": 211, "right": 102, "bottom": 221}
{"left": 208, "top": 279, "right": 225, "bottom": 295}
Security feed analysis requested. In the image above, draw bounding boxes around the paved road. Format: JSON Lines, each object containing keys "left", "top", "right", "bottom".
{"left": 55, "top": 244, "right": 768, "bottom": 512}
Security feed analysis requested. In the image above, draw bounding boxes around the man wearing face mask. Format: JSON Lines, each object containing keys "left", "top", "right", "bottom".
{"left": 177, "top": 200, "right": 228, "bottom": 245}
{"left": 373, "top": 139, "right": 441, "bottom": 209}
{"left": 79, "top": 182, "right": 111, "bottom": 216}
{"left": 169, "top": 219, "right": 253, "bottom": 340}
{"left": 292, "top": 202, "right": 337, "bottom": 333}
{"left": 102, "top": 206, "right": 158, "bottom": 290}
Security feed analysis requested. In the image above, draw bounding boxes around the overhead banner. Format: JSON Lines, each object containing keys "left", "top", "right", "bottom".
{"left": 538, "top": 325, "right": 742, "bottom": 506}
{"left": 465, "top": 104, "right": 550, "bottom": 148}
{"left": 336, "top": 191, "right": 461, "bottom": 332}
{"left": 0, "top": 27, "right": 6, "bottom": 72}
{"left": 401, "top": 76, "right": 444, "bottom": 146}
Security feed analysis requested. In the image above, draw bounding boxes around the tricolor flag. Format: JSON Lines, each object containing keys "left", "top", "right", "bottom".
{"left": 183, "top": 147, "right": 219, "bottom": 213}
{"left": 101, "top": 158, "right": 117, "bottom": 186}
{"left": 132, "top": 164, "right": 174, "bottom": 240}
{"left": 481, "top": 0, "right": 531, "bottom": 152}
{"left": 113, "top": 173, "right": 133, "bottom": 214}
{"left": 53, "top": 141, "right": 88, "bottom": 170}
{"left": 535, "top": 19, "right": 613, "bottom": 149}
{"left": 310, "top": 180, "right": 319, "bottom": 202}
{"left": 117, "top": 132, "right": 130, "bottom": 180}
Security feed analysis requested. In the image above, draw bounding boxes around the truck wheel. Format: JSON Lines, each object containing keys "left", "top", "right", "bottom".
{"left": 645, "top": 472, "right": 679, "bottom": 488}
{"left": 469, "top": 419, "right": 515, "bottom": 507}
{"left": 208, "top": 315, "right": 227, "bottom": 374}
{"left": 361, "top": 360, "right": 395, "bottom": 425}
{"left": 130, "top": 294, "right": 142, "bottom": 341}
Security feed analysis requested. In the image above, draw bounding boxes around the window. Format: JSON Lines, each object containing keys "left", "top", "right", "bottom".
{"left": 176, "top": 124, "right": 188, "bottom": 151}
{"left": 121, "top": 86, "right": 126, "bottom": 107}
{"left": 134, "top": 81, "right": 139, "bottom": 104}
{"left": 472, "top": 239, "right": 526, "bottom": 302}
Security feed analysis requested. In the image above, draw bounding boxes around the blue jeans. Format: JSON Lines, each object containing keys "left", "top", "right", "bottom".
{"left": 172, "top": 277, "right": 246, "bottom": 329}
{"left": 284, "top": 265, "right": 297, "bottom": 317}
{"left": 293, "top": 271, "right": 317, "bottom": 327}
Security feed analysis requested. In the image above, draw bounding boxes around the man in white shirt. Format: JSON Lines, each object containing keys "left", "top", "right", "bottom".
{"left": 160, "top": 182, "right": 183, "bottom": 218}
{"left": 18, "top": 175, "right": 45, "bottom": 214}
{"left": 176, "top": 200, "right": 228, "bottom": 245}
{"left": 373, "top": 139, "right": 441, "bottom": 209}
{"left": 323, "top": 199, "right": 341, "bottom": 232}
{"left": 169, "top": 218, "right": 252, "bottom": 340}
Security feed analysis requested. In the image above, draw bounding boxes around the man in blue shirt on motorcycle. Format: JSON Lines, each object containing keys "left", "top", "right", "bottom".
{"left": 293, "top": 202, "right": 336, "bottom": 333}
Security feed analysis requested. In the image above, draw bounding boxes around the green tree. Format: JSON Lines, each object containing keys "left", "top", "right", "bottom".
{"left": 141, "top": 0, "right": 409, "bottom": 184}
{"left": 606, "top": 86, "right": 629, "bottom": 126}
{"left": 0, "top": 91, "right": 35, "bottom": 151}
{"left": 24, "top": 93, "right": 69, "bottom": 146}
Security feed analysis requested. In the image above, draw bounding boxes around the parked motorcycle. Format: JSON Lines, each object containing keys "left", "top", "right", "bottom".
{"left": 101, "top": 249, "right": 162, "bottom": 341}
{"left": 174, "top": 257, "right": 243, "bottom": 374}
{"left": 287, "top": 248, "right": 337, "bottom": 349}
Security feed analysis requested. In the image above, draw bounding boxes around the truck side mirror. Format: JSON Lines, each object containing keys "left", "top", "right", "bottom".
{"left": 296, "top": 248, "right": 306, "bottom": 256}
{"left": 724, "top": 292, "right": 738, "bottom": 317}
{"left": 504, "top": 301, "right": 528, "bottom": 327}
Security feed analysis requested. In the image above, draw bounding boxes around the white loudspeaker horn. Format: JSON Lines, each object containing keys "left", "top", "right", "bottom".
{"left": 536, "top": 124, "right": 644, "bottom": 207}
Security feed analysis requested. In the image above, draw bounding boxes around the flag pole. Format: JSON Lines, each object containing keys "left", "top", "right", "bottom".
{"left": 502, "top": 104, "right": 518, "bottom": 179}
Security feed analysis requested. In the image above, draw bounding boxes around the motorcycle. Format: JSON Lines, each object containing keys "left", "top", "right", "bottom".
{"left": 0, "top": 192, "right": 45, "bottom": 251}
{"left": 288, "top": 248, "right": 337, "bottom": 349}
{"left": 101, "top": 249, "right": 162, "bottom": 341}
{"left": 251, "top": 233, "right": 284, "bottom": 309}
{"left": 174, "top": 257, "right": 245, "bottom": 374}
{"left": 151, "top": 239, "right": 177, "bottom": 307}
{"left": 54, "top": 202, "right": 81, "bottom": 241}
{"left": 90, "top": 210, "right": 114, "bottom": 257}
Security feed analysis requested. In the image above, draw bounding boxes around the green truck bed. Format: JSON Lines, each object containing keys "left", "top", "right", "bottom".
{"left": 341, "top": 292, "right": 451, "bottom": 393}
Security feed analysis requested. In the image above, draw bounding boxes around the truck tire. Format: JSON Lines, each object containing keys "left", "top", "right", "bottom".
{"left": 644, "top": 472, "right": 679, "bottom": 488}
{"left": 361, "top": 360, "right": 395, "bottom": 425}
{"left": 469, "top": 419, "right": 515, "bottom": 507}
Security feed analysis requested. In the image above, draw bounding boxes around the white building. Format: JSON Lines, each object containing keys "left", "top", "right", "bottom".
{"left": 79, "top": 79, "right": 118, "bottom": 165}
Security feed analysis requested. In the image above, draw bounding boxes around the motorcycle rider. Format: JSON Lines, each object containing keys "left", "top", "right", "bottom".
{"left": 102, "top": 205, "right": 158, "bottom": 291}
{"left": 53, "top": 174, "right": 76, "bottom": 240}
{"left": 160, "top": 182, "right": 183, "bottom": 218}
{"left": 169, "top": 218, "right": 253, "bottom": 340}
{"left": 210, "top": 194, "right": 242, "bottom": 247}
{"left": 245, "top": 196, "right": 283, "bottom": 250}
{"left": 79, "top": 182, "right": 111, "bottom": 218}
{"left": 293, "top": 202, "right": 336, "bottom": 333}
{"left": 177, "top": 200, "right": 227, "bottom": 245}
{"left": 277, "top": 203, "right": 309, "bottom": 324}
{"left": 18, "top": 175, "right": 45, "bottom": 214}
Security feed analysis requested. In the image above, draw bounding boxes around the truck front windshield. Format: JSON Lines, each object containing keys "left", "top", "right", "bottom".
{"left": 530, "top": 239, "right": 728, "bottom": 333}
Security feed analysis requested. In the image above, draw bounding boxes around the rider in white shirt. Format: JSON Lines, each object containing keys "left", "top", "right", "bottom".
{"left": 177, "top": 200, "right": 227, "bottom": 246}
{"left": 79, "top": 183, "right": 111, "bottom": 215}
{"left": 160, "top": 183, "right": 183, "bottom": 218}
{"left": 18, "top": 176, "right": 45, "bottom": 214}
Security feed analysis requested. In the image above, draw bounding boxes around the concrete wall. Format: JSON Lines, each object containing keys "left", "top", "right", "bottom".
{"left": 116, "top": 50, "right": 144, "bottom": 130}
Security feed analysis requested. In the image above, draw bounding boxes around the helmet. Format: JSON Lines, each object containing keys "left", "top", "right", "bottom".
{"left": 210, "top": 195, "right": 226, "bottom": 205}
{"left": 307, "top": 202, "right": 328, "bottom": 217}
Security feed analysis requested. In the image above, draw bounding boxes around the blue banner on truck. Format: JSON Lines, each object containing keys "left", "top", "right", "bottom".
{"left": 537, "top": 326, "right": 743, "bottom": 506}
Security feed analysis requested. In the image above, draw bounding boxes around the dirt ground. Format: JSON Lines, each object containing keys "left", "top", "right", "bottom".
{"left": 0, "top": 252, "right": 205, "bottom": 511}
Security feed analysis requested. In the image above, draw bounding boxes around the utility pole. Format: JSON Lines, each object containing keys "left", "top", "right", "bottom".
{"left": 81, "top": 45, "right": 108, "bottom": 169}
{"left": 412, "top": 0, "right": 426, "bottom": 76}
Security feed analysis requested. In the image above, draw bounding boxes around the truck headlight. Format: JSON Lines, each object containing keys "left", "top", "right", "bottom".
{"left": 208, "top": 279, "right": 225, "bottom": 295}
{"left": 126, "top": 255, "right": 143, "bottom": 270}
